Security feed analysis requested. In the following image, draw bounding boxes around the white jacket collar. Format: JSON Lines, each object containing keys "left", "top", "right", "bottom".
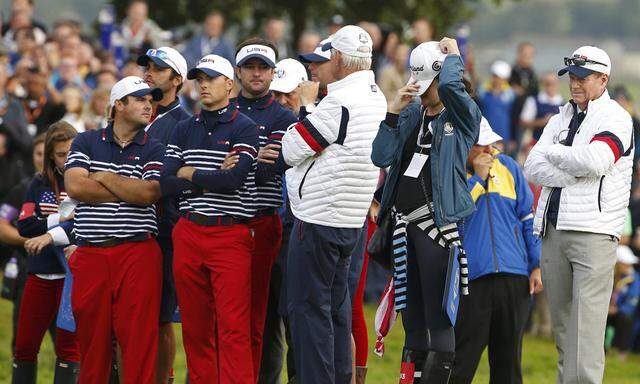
{"left": 561, "top": 89, "right": 611, "bottom": 118}
{"left": 327, "top": 70, "right": 375, "bottom": 93}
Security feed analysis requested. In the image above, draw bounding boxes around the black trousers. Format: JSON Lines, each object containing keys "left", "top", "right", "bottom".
{"left": 452, "top": 273, "right": 530, "bottom": 384}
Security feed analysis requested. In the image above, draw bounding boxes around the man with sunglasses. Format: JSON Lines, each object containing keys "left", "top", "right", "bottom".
{"left": 137, "top": 46, "right": 191, "bottom": 384}
{"left": 524, "top": 46, "right": 633, "bottom": 384}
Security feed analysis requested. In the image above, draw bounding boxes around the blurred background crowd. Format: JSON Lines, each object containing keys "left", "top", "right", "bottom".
{"left": 1, "top": 0, "right": 640, "bottom": 364}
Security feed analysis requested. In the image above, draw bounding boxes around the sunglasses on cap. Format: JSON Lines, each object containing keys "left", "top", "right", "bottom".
{"left": 145, "top": 49, "right": 179, "bottom": 72}
{"left": 563, "top": 55, "right": 607, "bottom": 68}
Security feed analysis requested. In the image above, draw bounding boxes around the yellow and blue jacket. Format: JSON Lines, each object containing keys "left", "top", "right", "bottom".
{"left": 463, "top": 151, "right": 541, "bottom": 280}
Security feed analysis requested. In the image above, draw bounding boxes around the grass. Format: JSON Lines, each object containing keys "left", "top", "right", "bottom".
{"left": 1, "top": 299, "right": 640, "bottom": 383}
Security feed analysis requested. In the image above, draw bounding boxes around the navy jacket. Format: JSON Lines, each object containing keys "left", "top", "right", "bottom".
{"left": 371, "top": 55, "right": 481, "bottom": 227}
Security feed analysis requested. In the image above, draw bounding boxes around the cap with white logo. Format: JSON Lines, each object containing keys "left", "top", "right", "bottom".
{"left": 236, "top": 44, "right": 277, "bottom": 68}
{"left": 270, "top": 58, "right": 309, "bottom": 94}
{"left": 137, "top": 46, "right": 188, "bottom": 81}
{"left": 109, "top": 76, "right": 163, "bottom": 107}
{"left": 187, "top": 54, "right": 235, "bottom": 80}
{"left": 328, "top": 25, "right": 372, "bottom": 58}
{"left": 476, "top": 117, "right": 503, "bottom": 146}
{"left": 558, "top": 46, "right": 611, "bottom": 78}
{"left": 490, "top": 61, "right": 511, "bottom": 80}
{"left": 299, "top": 36, "right": 333, "bottom": 63}
{"left": 407, "top": 41, "right": 447, "bottom": 96}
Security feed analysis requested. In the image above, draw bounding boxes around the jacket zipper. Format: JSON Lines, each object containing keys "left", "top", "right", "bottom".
{"left": 298, "top": 160, "right": 316, "bottom": 199}
{"left": 540, "top": 188, "right": 553, "bottom": 237}
{"left": 485, "top": 190, "right": 500, "bottom": 273}
{"left": 597, "top": 176, "right": 605, "bottom": 212}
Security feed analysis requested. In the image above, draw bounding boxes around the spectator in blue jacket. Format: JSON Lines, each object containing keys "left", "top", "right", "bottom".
{"left": 452, "top": 119, "right": 542, "bottom": 384}
{"left": 182, "top": 10, "right": 235, "bottom": 68}
{"left": 478, "top": 61, "right": 515, "bottom": 152}
{"left": 608, "top": 246, "right": 640, "bottom": 361}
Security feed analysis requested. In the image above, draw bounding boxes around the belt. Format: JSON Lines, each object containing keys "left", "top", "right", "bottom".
{"left": 77, "top": 233, "right": 153, "bottom": 248}
{"left": 182, "top": 212, "right": 248, "bottom": 226}
{"left": 253, "top": 208, "right": 278, "bottom": 219}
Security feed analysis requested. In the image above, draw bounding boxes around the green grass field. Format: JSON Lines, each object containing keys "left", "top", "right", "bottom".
{"left": 1, "top": 299, "right": 639, "bottom": 383}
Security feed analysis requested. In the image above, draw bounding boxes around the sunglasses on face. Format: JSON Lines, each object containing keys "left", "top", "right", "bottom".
{"left": 563, "top": 55, "right": 607, "bottom": 68}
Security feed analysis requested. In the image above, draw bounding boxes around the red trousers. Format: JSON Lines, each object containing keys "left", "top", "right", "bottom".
{"left": 14, "top": 275, "right": 79, "bottom": 362}
{"left": 70, "top": 238, "right": 162, "bottom": 384}
{"left": 248, "top": 213, "right": 282, "bottom": 379}
{"left": 173, "top": 218, "right": 254, "bottom": 384}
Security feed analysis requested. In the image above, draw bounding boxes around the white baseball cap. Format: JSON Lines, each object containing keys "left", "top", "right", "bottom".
{"left": 559, "top": 46, "right": 611, "bottom": 78}
{"left": 407, "top": 41, "right": 447, "bottom": 96}
{"left": 137, "top": 46, "right": 188, "bottom": 81}
{"left": 328, "top": 25, "right": 372, "bottom": 58}
{"left": 236, "top": 44, "right": 277, "bottom": 68}
{"left": 616, "top": 245, "right": 639, "bottom": 265}
{"left": 270, "top": 59, "right": 308, "bottom": 94}
{"left": 299, "top": 36, "right": 333, "bottom": 63}
{"left": 187, "top": 54, "right": 235, "bottom": 80}
{"left": 490, "top": 60, "right": 512, "bottom": 79}
{"left": 109, "top": 76, "right": 163, "bottom": 107}
{"left": 476, "top": 117, "right": 503, "bottom": 146}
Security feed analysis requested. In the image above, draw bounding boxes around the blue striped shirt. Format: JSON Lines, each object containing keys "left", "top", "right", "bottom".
{"left": 160, "top": 103, "right": 260, "bottom": 218}
{"left": 64, "top": 124, "right": 165, "bottom": 243}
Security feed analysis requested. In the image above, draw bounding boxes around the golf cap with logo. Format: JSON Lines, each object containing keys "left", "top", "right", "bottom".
{"left": 236, "top": 44, "right": 277, "bottom": 68}
{"left": 299, "top": 36, "right": 333, "bottom": 63}
{"left": 476, "top": 117, "right": 503, "bottom": 146}
{"left": 187, "top": 54, "right": 235, "bottom": 80}
{"left": 558, "top": 46, "right": 611, "bottom": 78}
{"left": 109, "top": 76, "right": 163, "bottom": 107}
{"left": 137, "top": 46, "right": 188, "bottom": 81}
{"left": 328, "top": 25, "right": 372, "bottom": 58}
{"left": 407, "top": 41, "right": 447, "bottom": 96}
{"left": 490, "top": 60, "right": 511, "bottom": 80}
{"left": 270, "top": 58, "right": 309, "bottom": 93}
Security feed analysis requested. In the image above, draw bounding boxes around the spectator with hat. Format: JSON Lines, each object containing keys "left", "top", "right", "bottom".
{"left": 281, "top": 25, "right": 386, "bottom": 384}
{"left": 478, "top": 60, "right": 515, "bottom": 151}
{"left": 137, "top": 45, "right": 191, "bottom": 384}
{"left": 452, "top": 118, "right": 542, "bottom": 384}
{"left": 524, "top": 45, "right": 634, "bottom": 384}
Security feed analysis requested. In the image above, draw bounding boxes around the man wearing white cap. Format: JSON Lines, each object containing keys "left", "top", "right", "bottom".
{"left": 524, "top": 46, "right": 633, "bottom": 383}
{"left": 160, "top": 54, "right": 259, "bottom": 384}
{"left": 371, "top": 38, "right": 481, "bottom": 383}
{"left": 64, "top": 76, "right": 165, "bottom": 383}
{"left": 270, "top": 58, "right": 309, "bottom": 113}
{"left": 452, "top": 118, "right": 542, "bottom": 383}
{"left": 280, "top": 25, "right": 386, "bottom": 384}
{"left": 137, "top": 46, "right": 191, "bottom": 384}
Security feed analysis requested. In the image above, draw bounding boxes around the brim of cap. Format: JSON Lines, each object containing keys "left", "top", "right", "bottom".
{"left": 558, "top": 65, "right": 595, "bottom": 78}
{"left": 408, "top": 76, "right": 436, "bottom": 97}
{"left": 187, "top": 67, "right": 228, "bottom": 80}
{"left": 270, "top": 79, "right": 298, "bottom": 94}
{"left": 137, "top": 55, "right": 172, "bottom": 70}
{"left": 477, "top": 131, "right": 503, "bottom": 146}
{"left": 298, "top": 53, "right": 329, "bottom": 63}
{"left": 127, "top": 87, "right": 163, "bottom": 102}
{"left": 236, "top": 54, "right": 276, "bottom": 68}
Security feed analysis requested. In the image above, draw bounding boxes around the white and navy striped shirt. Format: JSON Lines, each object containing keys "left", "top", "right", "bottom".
{"left": 65, "top": 124, "right": 165, "bottom": 243}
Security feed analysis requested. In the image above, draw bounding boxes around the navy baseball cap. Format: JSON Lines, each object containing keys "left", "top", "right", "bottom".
{"left": 299, "top": 37, "right": 333, "bottom": 63}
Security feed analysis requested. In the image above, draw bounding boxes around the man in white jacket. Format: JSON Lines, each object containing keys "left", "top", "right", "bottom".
{"left": 279, "top": 25, "right": 386, "bottom": 384}
{"left": 524, "top": 46, "right": 633, "bottom": 384}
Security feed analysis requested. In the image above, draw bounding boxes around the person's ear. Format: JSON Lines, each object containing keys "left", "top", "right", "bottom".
{"left": 173, "top": 75, "right": 183, "bottom": 88}
{"left": 225, "top": 77, "right": 234, "bottom": 92}
{"left": 235, "top": 67, "right": 242, "bottom": 80}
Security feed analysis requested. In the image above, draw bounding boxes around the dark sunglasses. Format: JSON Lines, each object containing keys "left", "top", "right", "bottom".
{"left": 563, "top": 55, "right": 607, "bottom": 68}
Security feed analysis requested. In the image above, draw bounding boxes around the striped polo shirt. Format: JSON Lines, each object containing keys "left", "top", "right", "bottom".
{"left": 65, "top": 123, "right": 165, "bottom": 243}
{"left": 234, "top": 93, "right": 297, "bottom": 210}
{"left": 160, "top": 103, "right": 260, "bottom": 218}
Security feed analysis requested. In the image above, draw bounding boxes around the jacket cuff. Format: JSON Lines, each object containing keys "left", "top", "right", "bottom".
{"left": 48, "top": 226, "right": 70, "bottom": 246}
{"left": 47, "top": 213, "right": 60, "bottom": 229}
{"left": 384, "top": 112, "right": 399, "bottom": 129}
{"left": 469, "top": 174, "right": 487, "bottom": 188}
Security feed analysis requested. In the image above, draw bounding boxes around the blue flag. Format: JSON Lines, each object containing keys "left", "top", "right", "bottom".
{"left": 55, "top": 248, "right": 76, "bottom": 332}
{"left": 442, "top": 246, "right": 461, "bottom": 326}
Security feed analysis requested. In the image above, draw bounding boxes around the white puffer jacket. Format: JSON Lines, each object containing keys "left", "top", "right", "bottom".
{"left": 282, "top": 70, "right": 387, "bottom": 228}
{"left": 524, "top": 90, "right": 633, "bottom": 238}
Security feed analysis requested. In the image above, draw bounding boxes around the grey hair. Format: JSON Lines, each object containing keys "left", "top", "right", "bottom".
{"left": 331, "top": 48, "right": 372, "bottom": 71}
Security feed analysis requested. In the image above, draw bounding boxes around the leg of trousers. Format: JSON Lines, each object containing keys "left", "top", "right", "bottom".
{"left": 486, "top": 274, "right": 530, "bottom": 384}
{"left": 287, "top": 219, "right": 358, "bottom": 384}
{"left": 14, "top": 275, "right": 79, "bottom": 362}
{"left": 250, "top": 214, "right": 283, "bottom": 381}
{"left": 402, "top": 224, "right": 455, "bottom": 353}
{"left": 541, "top": 225, "right": 617, "bottom": 384}
{"left": 173, "top": 218, "right": 253, "bottom": 384}
{"left": 71, "top": 239, "right": 162, "bottom": 384}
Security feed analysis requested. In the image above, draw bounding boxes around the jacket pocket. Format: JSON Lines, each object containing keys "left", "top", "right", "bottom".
{"left": 514, "top": 225, "right": 527, "bottom": 262}
{"left": 298, "top": 160, "right": 316, "bottom": 199}
{"left": 597, "top": 175, "right": 605, "bottom": 212}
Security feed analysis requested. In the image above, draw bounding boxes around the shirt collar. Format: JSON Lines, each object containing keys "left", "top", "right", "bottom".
{"left": 236, "top": 92, "right": 275, "bottom": 110}
{"left": 102, "top": 122, "right": 148, "bottom": 146}
{"left": 198, "top": 102, "right": 238, "bottom": 125}
{"left": 156, "top": 98, "right": 180, "bottom": 115}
